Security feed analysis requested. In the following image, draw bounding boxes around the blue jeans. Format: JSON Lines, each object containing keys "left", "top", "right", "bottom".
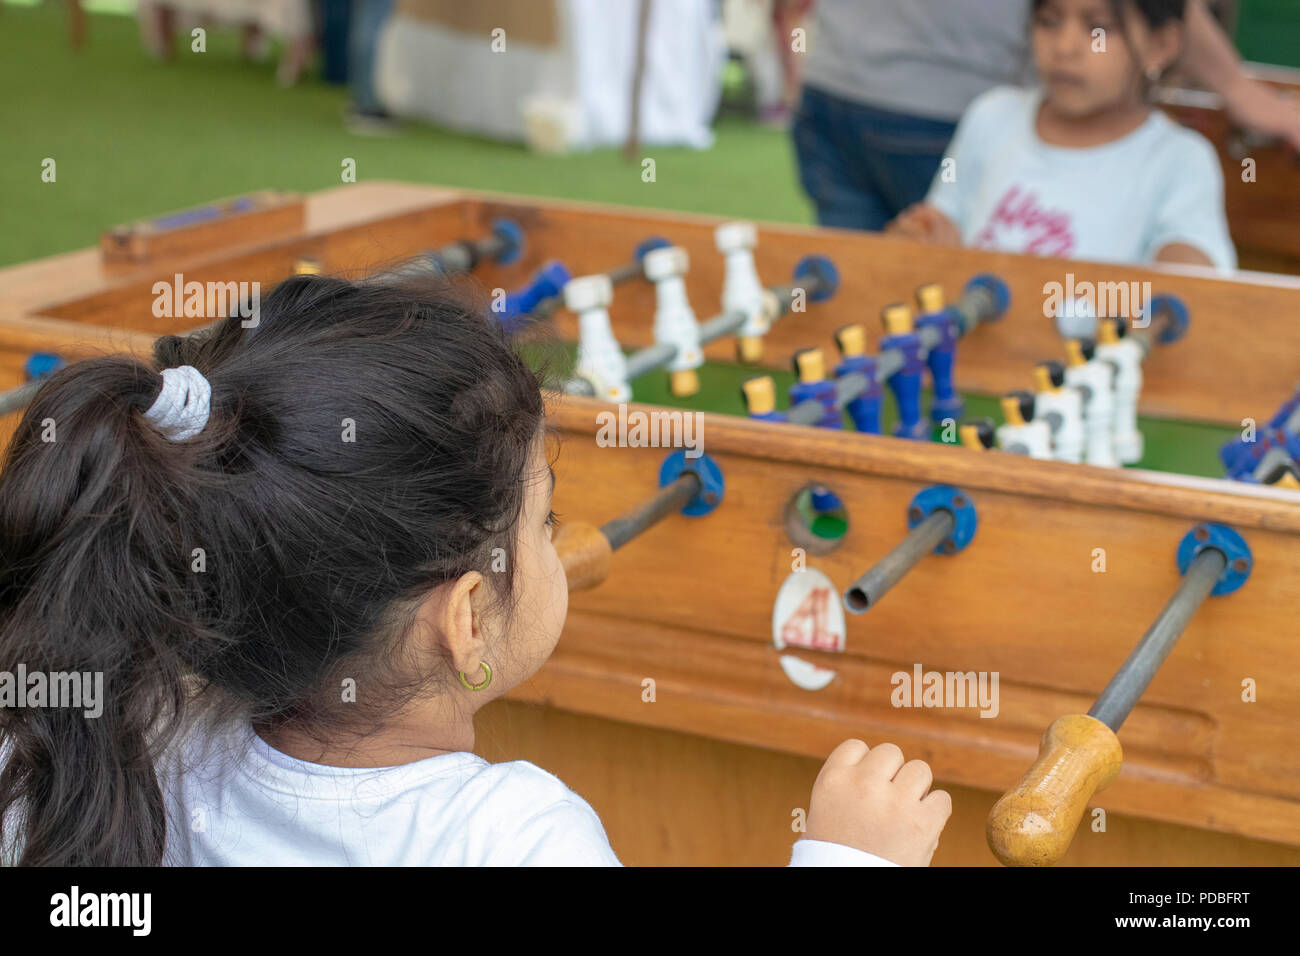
{"left": 792, "top": 85, "right": 958, "bottom": 232}
{"left": 349, "top": 0, "right": 395, "bottom": 112}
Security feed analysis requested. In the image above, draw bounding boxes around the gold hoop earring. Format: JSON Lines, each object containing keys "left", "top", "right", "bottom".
{"left": 458, "top": 660, "right": 492, "bottom": 691}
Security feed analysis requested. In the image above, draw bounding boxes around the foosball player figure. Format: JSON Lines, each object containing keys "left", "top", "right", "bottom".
{"left": 958, "top": 418, "right": 996, "bottom": 451}
{"left": 1033, "top": 359, "right": 1085, "bottom": 464}
{"left": 716, "top": 221, "right": 771, "bottom": 364}
{"left": 741, "top": 375, "right": 786, "bottom": 424}
{"left": 833, "top": 323, "right": 883, "bottom": 434}
{"left": 996, "top": 390, "right": 1053, "bottom": 459}
{"left": 914, "top": 283, "right": 962, "bottom": 426}
{"left": 1063, "top": 338, "right": 1118, "bottom": 468}
{"left": 644, "top": 245, "right": 703, "bottom": 397}
{"left": 790, "top": 348, "right": 843, "bottom": 429}
{"left": 1251, "top": 447, "right": 1300, "bottom": 488}
{"left": 1094, "top": 317, "right": 1144, "bottom": 464}
{"left": 565, "top": 273, "right": 630, "bottom": 403}
{"left": 880, "top": 302, "right": 928, "bottom": 440}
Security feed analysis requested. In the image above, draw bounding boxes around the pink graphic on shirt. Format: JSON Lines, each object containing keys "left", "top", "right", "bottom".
{"left": 973, "top": 186, "right": 1076, "bottom": 257}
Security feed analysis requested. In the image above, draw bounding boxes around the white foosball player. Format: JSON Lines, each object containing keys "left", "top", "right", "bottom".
{"left": 564, "top": 274, "right": 630, "bottom": 403}
{"left": 716, "top": 221, "right": 777, "bottom": 363}
{"left": 1094, "top": 318, "right": 1144, "bottom": 464}
{"left": 1033, "top": 359, "right": 1085, "bottom": 464}
{"left": 996, "top": 391, "right": 1053, "bottom": 459}
{"left": 1063, "top": 338, "right": 1119, "bottom": 468}
{"left": 643, "top": 245, "right": 704, "bottom": 397}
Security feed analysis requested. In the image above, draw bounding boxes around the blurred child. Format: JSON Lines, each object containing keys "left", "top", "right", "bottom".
{"left": 887, "top": 0, "right": 1237, "bottom": 270}
{"left": 0, "top": 275, "right": 950, "bottom": 866}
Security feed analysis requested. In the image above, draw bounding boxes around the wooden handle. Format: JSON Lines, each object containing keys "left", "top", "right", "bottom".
{"left": 986, "top": 714, "right": 1123, "bottom": 866}
{"left": 554, "top": 521, "right": 613, "bottom": 592}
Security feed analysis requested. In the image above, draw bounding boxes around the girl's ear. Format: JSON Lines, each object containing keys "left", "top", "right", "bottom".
{"left": 434, "top": 571, "right": 488, "bottom": 674}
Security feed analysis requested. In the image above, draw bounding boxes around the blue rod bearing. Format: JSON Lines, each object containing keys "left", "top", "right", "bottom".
{"left": 908, "top": 484, "right": 977, "bottom": 555}
{"left": 793, "top": 255, "right": 840, "bottom": 303}
{"left": 1177, "top": 523, "right": 1252, "bottom": 596}
{"left": 490, "top": 218, "right": 525, "bottom": 265}
{"left": 659, "top": 450, "right": 725, "bottom": 517}
{"left": 964, "top": 273, "right": 1011, "bottom": 320}
{"left": 635, "top": 236, "right": 672, "bottom": 262}
{"left": 1146, "top": 293, "right": 1190, "bottom": 345}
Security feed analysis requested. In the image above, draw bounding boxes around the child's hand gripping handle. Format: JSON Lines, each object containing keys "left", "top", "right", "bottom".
{"left": 986, "top": 714, "right": 1123, "bottom": 866}
{"left": 553, "top": 522, "right": 612, "bottom": 592}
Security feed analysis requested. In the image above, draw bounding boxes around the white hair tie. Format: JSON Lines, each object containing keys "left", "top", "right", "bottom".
{"left": 144, "top": 366, "right": 212, "bottom": 441}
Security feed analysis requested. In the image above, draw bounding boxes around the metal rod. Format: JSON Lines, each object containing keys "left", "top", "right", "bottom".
{"left": 699, "top": 309, "right": 748, "bottom": 345}
{"left": 621, "top": 271, "right": 829, "bottom": 385}
{"left": 0, "top": 381, "right": 42, "bottom": 417}
{"left": 1125, "top": 302, "right": 1175, "bottom": 359}
{"left": 950, "top": 284, "right": 995, "bottom": 337}
{"left": 1088, "top": 547, "right": 1226, "bottom": 732}
{"left": 605, "top": 258, "right": 644, "bottom": 285}
{"left": 767, "top": 270, "right": 833, "bottom": 314}
{"left": 787, "top": 372, "right": 869, "bottom": 426}
{"left": 842, "top": 509, "right": 955, "bottom": 613}
{"left": 0, "top": 314, "right": 229, "bottom": 418}
{"left": 619, "top": 309, "right": 745, "bottom": 381}
{"left": 599, "top": 471, "right": 701, "bottom": 551}
{"left": 619, "top": 310, "right": 741, "bottom": 383}
{"left": 528, "top": 294, "right": 564, "bottom": 324}
{"left": 532, "top": 252, "right": 651, "bottom": 324}
{"left": 623, "top": 342, "right": 680, "bottom": 382}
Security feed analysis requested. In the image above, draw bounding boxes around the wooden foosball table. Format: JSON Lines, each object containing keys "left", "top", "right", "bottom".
{"left": 2, "top": 181, "right": 1299, "bottom": 866}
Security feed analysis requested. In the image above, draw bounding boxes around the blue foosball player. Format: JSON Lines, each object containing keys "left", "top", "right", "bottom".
{"left": 741, "top": 376, "right": 787, "bottom": 424}
{"left": 914, "top": 283, "right": 962, "bottom": 425}
{"left": 789, "top": 349, "right": 842, "bottom": 429}
{"left": 880, "top": 303, "right": 927, "bottom": 440}
{"left": 833, "top": 323, "right": 882, "bottom": 435}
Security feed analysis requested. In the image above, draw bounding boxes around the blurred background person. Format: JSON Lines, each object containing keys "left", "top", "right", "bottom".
{"left": 139, "top": 0, "right": 315, "bottom": 86}
{"left": 793, "top": 0, "right": 1300, "bottom": 232}
{"left": 344, "top": 0, "right": 399, "bottom": 134}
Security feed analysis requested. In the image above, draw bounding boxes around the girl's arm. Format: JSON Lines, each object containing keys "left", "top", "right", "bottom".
{"left": 1154, "top": 242, "right": 1215, "bottom": 267}
{"left": 887, "top": 203, "right": 964, "bottom": 246}
{"left": 1181, "top": 0, "right": 1300, "bottom": 152}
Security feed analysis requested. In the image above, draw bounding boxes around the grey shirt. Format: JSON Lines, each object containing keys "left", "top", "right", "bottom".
{"left": 802, "top": 0, "right": 1035, "bottom": 122}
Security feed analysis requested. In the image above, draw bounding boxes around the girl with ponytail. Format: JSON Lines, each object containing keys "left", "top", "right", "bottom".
{"left": 0, "top": 273, "right": 949, "bottom": 867}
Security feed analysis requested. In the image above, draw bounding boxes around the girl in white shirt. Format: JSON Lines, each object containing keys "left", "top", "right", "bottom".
{"left": 0, "top": 274, "right": 951, "bottom": 867}
{"left": 888, "top": 0, "right": 1236, "bottom": 271}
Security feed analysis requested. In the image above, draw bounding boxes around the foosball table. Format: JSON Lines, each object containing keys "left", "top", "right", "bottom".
{"left": 2, "top": 181, "right": 1299, "bottom": 866}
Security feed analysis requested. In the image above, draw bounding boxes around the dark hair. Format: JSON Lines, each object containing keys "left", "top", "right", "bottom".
{"left": 1032, "top": 0, "right": 1187, "bottom": 29}
{"left": 0, "top": 274, "right": 546, "bottom": 865}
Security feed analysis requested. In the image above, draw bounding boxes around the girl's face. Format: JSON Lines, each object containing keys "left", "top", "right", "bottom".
{"left": 1033, "top": 0, "right": 1179, "bottom": 117}
{"left": 490, "top": 436, "right": 568, "bottom": 689}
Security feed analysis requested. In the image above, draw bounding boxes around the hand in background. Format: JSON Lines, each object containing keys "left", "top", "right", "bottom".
{"left": 1223, "top": 78, "right": 1300, "bottom": 154}
{"left": 886, "top": 203, "right": 963, "bottom": 246}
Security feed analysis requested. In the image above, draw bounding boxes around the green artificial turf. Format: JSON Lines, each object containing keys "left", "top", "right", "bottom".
{"left": 0, "top": 3, "right": 812, "bottom": 268}
{"left": 628, "top": 359, "right": 1238, "bottom": 478}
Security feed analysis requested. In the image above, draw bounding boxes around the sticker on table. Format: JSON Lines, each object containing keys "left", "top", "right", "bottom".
{"left": 772, "top": 567, "right": 846, "bottom": 653}
{"left": 779, "top": 654, "right": 837, "bottom": 692}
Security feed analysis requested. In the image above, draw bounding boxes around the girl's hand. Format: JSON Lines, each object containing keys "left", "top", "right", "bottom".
{"left": 1222, "top": 78, "right": 1300, "bottom": 155}
{"left": 806, "top": 739, "right": 953, "bottom": 866}
{"left": 886, "top": 204, "right": 963, "bottom": 246}
{"left": 1216, "top": 78, "right": 1300, "bottom": 153}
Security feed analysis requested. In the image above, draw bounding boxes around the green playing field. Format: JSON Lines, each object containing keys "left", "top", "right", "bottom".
{"left": 622, "top": 358, "right": 1239, "bottom": 479}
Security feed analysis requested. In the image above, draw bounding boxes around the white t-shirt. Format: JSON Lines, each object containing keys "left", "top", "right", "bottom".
{"left": 157, "top": 718, "right": 898, "bottom": 867}
{"left": 926, "top": 86, "right": 1237, "bottom": 270}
